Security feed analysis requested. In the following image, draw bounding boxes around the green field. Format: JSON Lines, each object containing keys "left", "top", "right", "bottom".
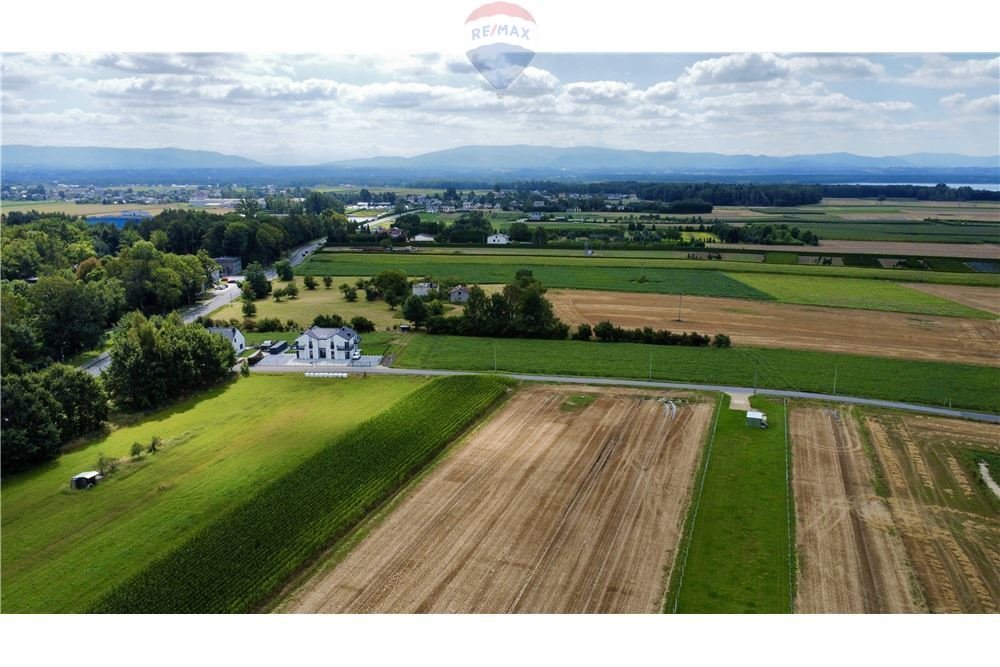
{"left": 395, "top": 335, "right": 999, "bottom": 412}
{"left": 92, "top": 375, "right": 509, "bottom": 613}
{"left": 666, "top": 395, "right": 793, "bottom": 612}
{"left": 0, "top": 374, "right": 427, "bottom": 613}
{"left": 298, "top": 252, "right": 995, "bottom": 317}
{"left": 300, "top": 250, "right": 1000, "bottom": 287}
{"left": 730, "top": 272, "right": 990, "bottom": 317}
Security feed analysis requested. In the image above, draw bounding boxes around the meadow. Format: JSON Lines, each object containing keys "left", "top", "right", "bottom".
{"left": 92, "top": 375, "right": 510, "bottom": 613}
{"left": 666, "top": 395, "right": 793, "bottom": 613}
{"left": 395, "top": 334, "right": 1000, "bottom": 412}
{"left": 0, "top": 374, "right": 427, "bottom": 613}
{"left": 209, "top": 276, "right": 425, "bottom": 330}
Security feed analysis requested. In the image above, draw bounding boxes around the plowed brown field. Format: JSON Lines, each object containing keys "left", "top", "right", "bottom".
{"left": 548, "top": 289, "right": 999, "bottom": 366}
{"left": 864, "top": 413, "right": 1000, "bottom": 612}
{"left": 283, "top": 385, "right": 712, "bottom": 613}
{"left": 791, "top": 407, "right": 917, "bottom": 612}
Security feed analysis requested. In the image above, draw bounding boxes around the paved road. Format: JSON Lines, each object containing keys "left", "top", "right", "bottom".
{"left": 82, "top": 238, "right": 326, "bottom": 376}
{"left": 252, "top": 362, "right": 1000, "bottom": 424}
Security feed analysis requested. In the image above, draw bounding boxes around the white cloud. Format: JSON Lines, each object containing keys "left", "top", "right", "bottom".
{"left": 899, "top": 55, "right": 1000, "bottom": 88}
{"left": 941, "top": 92, "right": 1000, "bottom": 115}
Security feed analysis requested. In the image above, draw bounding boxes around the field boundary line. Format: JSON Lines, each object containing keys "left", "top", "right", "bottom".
{"left": 668, "top": 392, "right": 724, "bottom": 613}
{"left": 784, "top": 398, "right": 796, "bottom": 612}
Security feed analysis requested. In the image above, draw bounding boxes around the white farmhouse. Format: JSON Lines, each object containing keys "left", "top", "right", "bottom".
{"left": 449, "top": 285, "right": 471, "bottom": 303}
{"left": 295, "top": 326, "right": 360, "bottom": 362}
{"left": 412, "top": 282, "right": 438, "bottom": 297}
{"left": 207, "top": 327, "right": 246, "bottom": 355}
{"left": 487, "top": 233, "right": 510, "bottom": 245}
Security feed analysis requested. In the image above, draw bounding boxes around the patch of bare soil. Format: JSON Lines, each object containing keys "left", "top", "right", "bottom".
{"left": 282, "top": 385, "right": 712, "bottom": 613}
{"left": 865, "top": 414, "right": 1000, "bottom": 613}
{"left": 791, "top": 407, "right": 918, "bottom": 613}
{"left": 548, "top": 290, "right": 999, "bottom": 366}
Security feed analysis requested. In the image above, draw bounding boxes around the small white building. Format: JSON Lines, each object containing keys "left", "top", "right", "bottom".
{"left": 207, "top": 327, "right": 246, "bottom": 355}
{"left": 487, "top": 233, "right": 510, "bottom": 245}
{"left": 295, "top": 326, "right": 360, "bottom": 362}
{"left": 412, "top": 282, "right": 438, "bottom": 297}
{"left": 449, "top": 285, "right": 471, "bottom": 303}
{"left": 412, "top": 233, "right": 436, "bottom": 243}
{"left": 746, "top": 410, "right": 769, "bottom": 429}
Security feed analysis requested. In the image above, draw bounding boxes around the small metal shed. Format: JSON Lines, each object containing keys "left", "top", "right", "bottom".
{"left": 746, "top": 410, "right": 769, "bottom": 429}
{"left": 70, "top": 471, "right": 103, "bottom": 490}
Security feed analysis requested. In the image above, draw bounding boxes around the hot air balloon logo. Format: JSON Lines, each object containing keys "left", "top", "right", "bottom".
{"left": 464, "top": 2, "right": 537, "bottom": 90}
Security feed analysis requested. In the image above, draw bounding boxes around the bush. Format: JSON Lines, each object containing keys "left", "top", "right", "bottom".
{"left": 350, "top": 316, "right": 376, "bottom": 333}
{"left": 572, "top": 323, "right": 593, "bottom": 341}
{"left": 313, "top": 313, "right": 345, "bottom": 328}
{"left": 131, "top": 442, "right": 144, "bottom": 460}
{"left": 274, "top": 259, "right": 293, "bottom": 281}
{"left": 713, "top": 333, "right": 732, "bottom": 348}
{"left": 303, "top": 275, "right": 318, "bottom": 290}
{"left": 242, "top": 298, "right": 257, "bottom": 318}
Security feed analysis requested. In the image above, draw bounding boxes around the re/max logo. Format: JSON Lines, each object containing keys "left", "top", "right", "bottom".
{"left": 470, "top": 24, "right": 530, "bottom": 41}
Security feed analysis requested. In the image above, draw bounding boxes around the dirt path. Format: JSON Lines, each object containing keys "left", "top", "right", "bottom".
{"left": 866, "top": 414, "right": 1000, "bottom": 613}
{"left": 548, "top": 290, "right": 999, "bottom": 366}
{"left": 904, "top": 283, "right": 1000, "bottom": 317}
{"left": 282, "top": 385, "right": 712, "bottom": 613}
{"left": 791, "top": 407, "right": 918, "bottom": 613}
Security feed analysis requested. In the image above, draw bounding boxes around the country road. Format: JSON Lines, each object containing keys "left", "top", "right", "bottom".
{"left": 252, "top": 362, "right": 1000, "bottom": 424}
{"left": 82, "top": 237, "right": 326, "bottom": 376}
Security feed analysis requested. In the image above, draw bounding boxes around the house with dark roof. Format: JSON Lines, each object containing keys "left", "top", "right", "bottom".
{"left": 294, "top": 326, "right": 360, "bottom": 362}
{"left": 207, "top": 327, "right": 246, "bottom": 355}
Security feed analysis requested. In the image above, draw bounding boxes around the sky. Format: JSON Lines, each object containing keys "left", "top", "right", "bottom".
{"left": 2, "top": 52, "right": 998, "bottom": 165}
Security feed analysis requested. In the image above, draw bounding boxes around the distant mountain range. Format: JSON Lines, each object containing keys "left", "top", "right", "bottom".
{"left": 2, "top": 144, "right": 997, "bottom": 184}
{"left": 2, "top": 145, "right": 263, "bottom": 170}
{"left": 322, "top": 145, "right": 1000, "bottom": 173}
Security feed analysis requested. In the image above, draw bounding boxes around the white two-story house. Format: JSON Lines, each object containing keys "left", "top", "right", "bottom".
{"left": 295, "top": 326, "right": 360, "bottom": 362}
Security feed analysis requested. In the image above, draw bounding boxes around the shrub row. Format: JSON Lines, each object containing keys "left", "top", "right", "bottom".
{"left": 91, "top": 375, "right": 509, "bottom": 613}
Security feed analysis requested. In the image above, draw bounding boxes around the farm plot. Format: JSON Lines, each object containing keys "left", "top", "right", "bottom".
{"left": 665, "top": 396, "right": 793, "bottom": 613}
{"left": 903, "top": 283, "right": 1000, "bottom": 316}
{"left": 548, "top": 289, "right": 999, "bottom": 366}
{"left": 730, "top": 272, "right": 992, "bottom": 318}
{"left": 91, "top": 375, "right": 509, "bottom": 613}
{"left": 790, "top": 406, "right": 918, "bottom": 612}
{"left": 864, "top": 413, "right": 1000, "bottom": 612}
{"left": 0, "top": 375, "right": 427, "bottom": 613}
{"left": 283, "top": 385, "right": 713, "bottom": 613}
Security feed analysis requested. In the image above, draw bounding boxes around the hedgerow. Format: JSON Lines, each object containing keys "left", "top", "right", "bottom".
{"left": 91, "top": 374, "right": 509, "bottom": 613}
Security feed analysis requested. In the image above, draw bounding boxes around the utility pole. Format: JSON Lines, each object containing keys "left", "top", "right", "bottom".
{"left": 494, "top": 343, "right": 497, "bottom": 373}
{"left": 676, "top": 293, "right": 683, "bottom": 322}
{"left": 753, "top": 361, "right": 758, "bottom": 395}
{"left": 649, "top": 352, "right": 652, "bottom": 381}
{"left": 833, "top": 365, "right": 838, "bottom": 394}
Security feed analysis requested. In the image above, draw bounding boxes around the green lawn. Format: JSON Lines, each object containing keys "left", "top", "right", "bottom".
{"left": 395, "top": 335, "right": 1000, "bottom": 413}
{"left": 730, "top": 272, "right": 992, "bottom": 318}
{"left": 666, "top": 395, "right": 793, "bottom": 612}
{"left": 0, "top": 374, "right": 427, "bottom": 613}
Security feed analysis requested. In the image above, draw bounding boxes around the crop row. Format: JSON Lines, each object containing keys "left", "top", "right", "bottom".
{"left": 91, "top": 375, "right": 510, "bottom": 613}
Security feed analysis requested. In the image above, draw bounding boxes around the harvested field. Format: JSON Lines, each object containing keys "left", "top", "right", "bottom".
{"left": 790, "top": 407, "right": 918, "bottom": 612}
{"left": 548, "top": 289, "right": 1000, "bottom": 366}
{"left": 865, "top": 413, "right": 1000, "bottom": 613}
{"left": 283, "top": 385, "right": 713, "bottom": 613}
{"left": 904, "top": 283, "right": 1000, "bottom": 316}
